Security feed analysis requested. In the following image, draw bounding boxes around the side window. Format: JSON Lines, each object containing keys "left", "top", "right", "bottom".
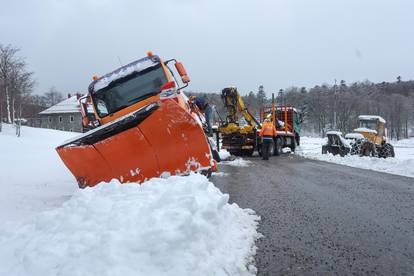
{"left": 70, "top": 115, "right": 74, "bottom": 122}
{"left": 59, "top": 116, "right": 63, "bottom": 123}
{"left": 97, "top": 99, "right": 109, "bottom": 116}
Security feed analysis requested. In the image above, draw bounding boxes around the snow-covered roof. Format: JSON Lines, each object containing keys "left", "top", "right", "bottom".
{"left": 39, "top": 96, "right": 81, "bottom": 115}
{"left": 358, "top": 115, "right": 386, "bottom": 123}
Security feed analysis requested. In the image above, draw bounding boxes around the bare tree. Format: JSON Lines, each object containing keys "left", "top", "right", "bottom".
{"left": 44, "top": 86, "right": 64, "bottom": 107}
{"left": 0, "top": 44, "right": 35, "bottom": 130}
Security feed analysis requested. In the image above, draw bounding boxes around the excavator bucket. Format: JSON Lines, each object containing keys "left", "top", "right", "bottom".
{"left": 56, "top": 99, "right": 214, "bottom": 188}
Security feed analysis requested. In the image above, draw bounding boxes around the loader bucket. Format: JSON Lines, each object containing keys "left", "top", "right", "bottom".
{"left": 56, "top": 99, "right": 213, "bottom": 188}
{"left": 322, "top": 132, "right": 350, "bottom": 157}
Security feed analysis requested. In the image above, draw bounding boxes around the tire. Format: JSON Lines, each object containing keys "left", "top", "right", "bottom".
{"left": 379, "top": 143, "right": 395, "bottom": 158}
{"left": 274, "top": 137, "right": 283, "bottom": 156}
{"left": 322, "top": 145, "right": 328, "bottom": 154}
{"left": 242, "top": 148, "right": 254, "bottom": 157}
{"left": 350, "top": 139, "right": 363, "bottom": 155}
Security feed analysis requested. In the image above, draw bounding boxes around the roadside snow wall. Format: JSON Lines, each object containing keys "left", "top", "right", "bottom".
{"left": 0, "top": 174, "right": 260, "bottom": 276}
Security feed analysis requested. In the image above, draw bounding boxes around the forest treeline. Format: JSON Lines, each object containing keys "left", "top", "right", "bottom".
{"left": 2, "top": 43, "right": 413, "bottom": 139}
{"left": 190, "top": 80, "right": 414, "bottom": 139}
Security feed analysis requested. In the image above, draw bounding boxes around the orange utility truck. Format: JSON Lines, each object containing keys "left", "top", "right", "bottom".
{"left": 56, "top": 52, "right": 216, "bottom": 188}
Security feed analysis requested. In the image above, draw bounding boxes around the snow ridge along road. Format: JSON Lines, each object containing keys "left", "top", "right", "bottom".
{"left": 296, "top": 136, "right": 414, "bottom": 178}
{"left": 0, "top": 125, "right": 261, "bottom": 276}
{"left": 0, "top": 175, "right": 260, "bottom": 276}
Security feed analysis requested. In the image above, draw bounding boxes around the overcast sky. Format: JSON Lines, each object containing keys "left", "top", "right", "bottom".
{"left": 1, "top": 0, "right": 414, "bottom": 96}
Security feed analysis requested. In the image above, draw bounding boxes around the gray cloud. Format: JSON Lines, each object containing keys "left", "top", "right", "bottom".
{"left": 1, "top": 0, "right": 414, "bottom": 95}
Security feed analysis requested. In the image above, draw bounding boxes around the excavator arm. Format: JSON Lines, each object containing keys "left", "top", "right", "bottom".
{"left": 221, "top": 87, "right": 261, "bottom": 128}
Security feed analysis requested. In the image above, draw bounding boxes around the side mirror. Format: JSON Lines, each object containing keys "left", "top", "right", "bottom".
{"left": 81, "top": 102, "right": 90, "bottom": 127}
{"left": 175, "top": 62, "right": 190, "bottom": 83}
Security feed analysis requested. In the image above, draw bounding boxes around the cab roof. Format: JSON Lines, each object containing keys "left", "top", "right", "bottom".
{"left": 358, "top": 115, "right": 386, "bottom": 123}
{"left": 88, "top": 55, "right": 161, "bottom": 94}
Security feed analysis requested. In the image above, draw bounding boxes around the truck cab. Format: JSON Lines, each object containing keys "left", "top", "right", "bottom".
{"left": 80, "top": 53, "right": 190, "bottom": 129}
{"left": 353, "top": 115, "right": 387, "bottom": 145}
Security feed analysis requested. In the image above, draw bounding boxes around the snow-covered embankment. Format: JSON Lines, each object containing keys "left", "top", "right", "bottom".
{"left": 296, "top": 136, "right": 414, "bottom": 178}
{"left": 0, "top": 125, "right": 260, "bottom": 276}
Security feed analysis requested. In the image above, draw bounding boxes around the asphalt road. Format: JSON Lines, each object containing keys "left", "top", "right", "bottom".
{"left": 211, "top": 155, "right": 414, "bottom": 276}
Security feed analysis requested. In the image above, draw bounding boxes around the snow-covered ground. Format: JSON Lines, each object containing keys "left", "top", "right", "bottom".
{"left": 0, "top": 124, "right": 78, "bottom": 223}
{"left": 296, "top": 136, "right": 414, "bottom": 178}
{"left": 0, "top": 124, "right": 260, "bottom": 276}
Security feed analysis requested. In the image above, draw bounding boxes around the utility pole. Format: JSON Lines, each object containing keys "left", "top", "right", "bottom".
{"left": 278, "top": 89, "right": 284, "bottom": 105}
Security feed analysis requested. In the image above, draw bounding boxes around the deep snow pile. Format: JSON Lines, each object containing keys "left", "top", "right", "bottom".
{"left": 296, "top": 136, "right": 414, "bottom": 178}
{"left": 0, "top": 124, "right": 78, "bottom": 223}
{"left": 0, "top": 124, "right": 260, "bottom": 276}
{"left": 218, "top": 149, "right": 231, "bottom": 160}
{"left": 0, "top": 174, "right": 260, "bottom": 276}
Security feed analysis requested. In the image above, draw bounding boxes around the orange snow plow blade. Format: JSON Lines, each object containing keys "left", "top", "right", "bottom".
{"left": 56, "top": 99, "right": 213, "bottom": 188}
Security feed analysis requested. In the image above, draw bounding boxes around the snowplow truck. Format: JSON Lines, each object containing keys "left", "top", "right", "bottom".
{"left": 56, "top": 52, "right": 217, "bottom": 188}
{"left": 322, "top": 115, "right": 395, "bottom": 158}
{"left": 260, "top": 99, "right": 302, "bottom": 156}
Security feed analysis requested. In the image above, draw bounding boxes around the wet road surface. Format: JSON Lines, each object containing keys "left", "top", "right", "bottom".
{"left": 211, "top": 155, "right": 414, "bottom": 275}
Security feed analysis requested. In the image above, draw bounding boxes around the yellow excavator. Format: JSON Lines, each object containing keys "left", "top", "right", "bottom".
{"left": 218, "top": 87, "right": 261, "bottom": 156}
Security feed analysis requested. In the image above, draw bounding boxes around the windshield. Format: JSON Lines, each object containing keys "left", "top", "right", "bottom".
{"left": 93, "top": 64, "right": 168, "bottom": 117}
{"left": 359, "top": 120, "right": 377, "bottom": 130}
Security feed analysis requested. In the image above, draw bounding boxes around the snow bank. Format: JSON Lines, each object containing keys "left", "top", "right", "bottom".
{"left": 0, "top": 174, "right": 260, "bottom": 276}
{"left": 221, "top": 158, "right": 253, "bottom": 167}
{"left": 282, "top": 147, "right": 291, "bottom": 154}
{"left": 0, "top": 124, "right": 78, "bottom": 223}
{"left": 296, "top": 136, "right": 414, "bottom": 178}
{"left": 218, "top": 149, "right": 231, "bottom": 160}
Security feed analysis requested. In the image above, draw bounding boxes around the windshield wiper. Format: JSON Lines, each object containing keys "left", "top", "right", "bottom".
{"left": 128, "top": 91, "right": 159, "bottom": 104}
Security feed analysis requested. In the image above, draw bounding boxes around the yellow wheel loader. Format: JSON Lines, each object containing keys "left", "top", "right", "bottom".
{"left": 322, "top": 115, "right": 395, "bottom": 158}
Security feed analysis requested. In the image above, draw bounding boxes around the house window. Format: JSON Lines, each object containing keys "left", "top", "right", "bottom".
{"left": 70, "top": 115, "right": 74, "bottom": 122}
{"left": 59, "top": 116, "right": 62, "bottom": 123}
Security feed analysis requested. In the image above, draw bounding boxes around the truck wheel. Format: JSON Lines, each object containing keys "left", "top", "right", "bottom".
{"left": 350, "top": 139, "right": 363, "bottom": 155}
{"left": 242, "top": 149, "right": 254, "bottom": 157}
{"left": 274, "top": 137, "right": 283, "bottom": 156}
